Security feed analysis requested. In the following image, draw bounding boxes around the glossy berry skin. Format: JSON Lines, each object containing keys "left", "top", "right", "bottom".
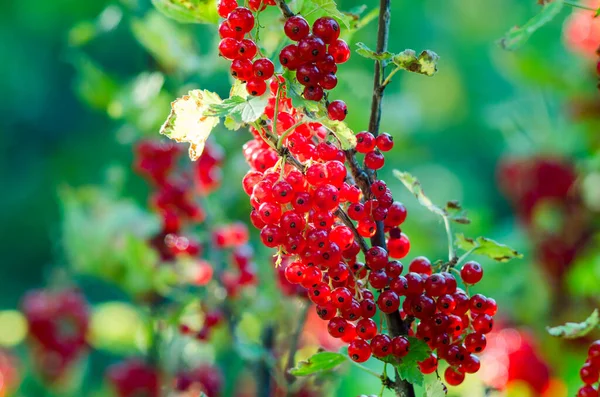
{"left": 312, "top": 17, "right": 340, "bottom": 44}
{"left": 391, "top": 336, "right": 410, "bottom": 358}
{"left": 370, "top": 334, "right": 392, "bottom": 357}
{"left": 327, "top": 100, "right": 347, "bottom": 121}
{"left": 253, "top": 58, "right": 274, "bottom": 80}
{"left": 377, "top": 290, "right": 400, "bottom": 313}
{"left": 303, "top": 86, "right": 324, "bottom": 101}
{"left": 237, "top": 39, "right": 257, "bottom": 59}
{"left": 279, "top": 45, "right": 301, "bottom": 70}
{"left": 227, "top": 7, "right": 255, "bottom": 34}
{"left": 284, "top": 16, "right": 310, "bottom": 41}
{"left": 444, "top": 367, "right": 465, "bottom": 386}
{"left": 418, "top": 354, "right": 438, "bottom": 374}
{"left": 461, "top": 261, "right": 483, "bottom": 284}
{"left": 247, "top": 79, "right": 267, "bottom": 96}
{"left": 320, "top": 73, "right": 338, "bottom": 90}
{"left": 376, "top": 133, "right": 394, "bottom": 152}
{"left": 364, "top": 151, "right": 385, "bottom": 170}
{"left": 328, "top": 39, "right": 351, "bottom": 63}
{"left": 327, "top": 317, "right": 348, "bottom": 338}
{"left": 356, "top": 318, "right": 378, "bottom": 340}
{"left": 388, "top": 233, "right": 410, "bottom": 259}
{"left": 356, "top": 132, "right": 376, "bottom": 153}
{"left": 219, "top": 38, "right": 240, "bottom": 60}
{"left": 217, "top": 0, "right": 238, "bottom": 18}
{"left": 472, "top": 314, "right": 494, "bottom": 334}
{"left": 578, "top": 386, "right": 599, "bottom": 397}
{"left": 348, "top": 339, "right": 372, "bottom": 363}
{"left": 298, "top": 35, "right": 326, "bottom": 61}
{"left": 464, "top": 332, "right": 486, "bottom": 353}
{"left": 581, "top": 363, "right": 600, "bottom": 384}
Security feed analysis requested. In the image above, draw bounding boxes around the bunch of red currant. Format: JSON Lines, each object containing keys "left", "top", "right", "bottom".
{"left": 174, "top": 363, "right": 223, "bottom": 397}
{"left": 409, "top": 260, "right": 495, "bottom": 386}
{"left": 577, "top": 341, "right": 600, "bottom": 397}
{"left": 217, "top": 1, "right": 275, "bottom": 96}
{"left": 21, "top": 289, "right": 90, "bottom": 382}
{"left": 107, "top": 359, "right": 160, "bottom": 397}
{"left": 280, "top": 15, "right": 349, "bottom": 111}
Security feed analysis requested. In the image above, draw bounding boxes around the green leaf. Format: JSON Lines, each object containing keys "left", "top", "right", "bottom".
{"left": 160, "top": 89, "right": 222, "bottom": 160}
{"left": 455, "top": 234, "right": 523, "bottom": 262}
{"left": 424, "top": 379, "right": 447, "bottom": 397}
{"left": 289, "top": 351, "right": 347, "bottom": 376}
{"left": 391, "top": 338, "right": 430, "bottom": 387}
{"left": 322, "top": 120, "right": 356, "bottom": 150}
{"left": 355, "top": 42, "right": 394, "bottom": 61}
{"left": 445, "top": 201, "right": 471, "bottom": 224}
{"left": 547, "top": 309, "right": 599, "bottom": 339}
{"left": 392, "top": 49, "right": 440, "bottom": 76}
{"left": 206, "top": 93, "right": 268, "bottom": 125}
{"left": 499, "top": 0, "right": 564, "bottom": 50}
{"left": 282, "top": 73, "right": 322, "bottom": 113}
{"left": 595, "top": 7, "right": 600, "bottom": 17}
{"left": 151, "top": 0, "right": 219, "bottom": 24}
{"left": 299, "top": 0, "right": 353, "bottom": 28}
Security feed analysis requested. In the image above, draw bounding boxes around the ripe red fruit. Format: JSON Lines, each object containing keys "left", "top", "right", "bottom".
{"left": 303, "top": 85, "right": 324, "bottom": 101}
{"left": 298, "top": 35, "right": 327, "bottom": 61}
{"left": 226, "top": 7, "right": 255, "bottom": 34}
{"left": 237, "top": 39, "right": 257, "bottom": 59}
{"left": 284, "top": 15, "right": 310, "bottom": 41}
{"left": 409, "top": 256, "right": 432, "bottom": 275}
{"left": 581, "top": 363, "right": 600, "bottom": 384}
{"left": 231, "top": 58, "right": 253, "bottom": 81}
{"left": 356, "top": 318, "right": 378, "bottom": 340}
{"left": 279, "top": 44, "right": 301, "bottom": 70}
{"left": 461, "top": 261, "right": 483, "bottom": 284}
{"left": 464, "top": 332, "right": 486, "bottom": 353}
{"left": 252, "top": 58, "right": 274, "bottom": 80}
{"left": 364, "top": 150, "right": 385, "bottom": 170}
{"left": 424, "top": 274, "right": 446, "bottom": 297}
{"left": 348, "top": 339, "right": 372, "bottom": 363}
{"left": 327, "top": 317, "right": 348, "bottom": 338}
{"left": 246, "top": 79, "right": 267, "bottom": 96}
{"left": 418, "top": 354, "right": 438, "bottom": 374}
{"left": 365, "top": 246, "right": 389, "bottom": 271}
{"left": 327, "top": 100, "right": 347, "bottom": 121}
{"left": 218, "top": 38, "right": 241, "bottom": 60}
{"left": 472, "top": 314, "right": 494, "bottom": 334}
{"left": 376, "top": 133, "right": 394, "bottom": 151}
{"left": 578, "top": 385, "right": 599, "bottom": 397}
{"left": 217, "top": 0, "right": 238, "bottom": 18}
{"left": 328, "top": 39, "right": 351, "bottom": 63}
{"left": 444, "top": 367, "right": 465, "bottom": 386}
{"left": 377, "top": 290, "right": 400, "bottom": 313}
{"left": 320, "top": 73, "right": 338, "bottom": 90}
{"left": 391, "top": 336, "right": 410, "bottom": 358}
{"left": 356, "top": 132, "right": 376, "bottom": 153}
{"left": 388, "top": 233, "right": 410, "bottom": 259}
{"left": 370, "top": 334, "right": 392, "bottom": 357}
{"left": 312, "top": 17, "right": 340, "bottom": 44}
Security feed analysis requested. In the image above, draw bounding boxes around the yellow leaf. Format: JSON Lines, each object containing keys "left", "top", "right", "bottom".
{"left": 160, "top": 89, "right": 222, "bottom": 160}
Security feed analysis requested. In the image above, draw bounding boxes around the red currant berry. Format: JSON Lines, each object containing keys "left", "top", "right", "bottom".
{"left": 464, "top": 332, "right": 486, "bottom": 353}
{"left": 578, "top": 385, "right": 599, "bottom": 397}
{"left": 327, "top": 100, "right": 347, "bottom": 121}
{"left": 237, "top": 38, "right": 257, "bottom": 59}
{"left": 284, "top": 261, "right": 305, "bottom": 284}
{"left": 298, "top": 35, "right": 326, "bottom": 61}
{"left": 348, "top": 339, "right": 372, "bottom": 363}
{"left": 247, "top": 78, "right": 267, "bottom": 96}
{"left": 327, "top": 317, "right": 348, "bottom": 338}
{"left": 424, "top": 274, "right": 446, "bottom": 297}
{"left": 279, "top": 44, "right": 301, "bottom": 70}
{"left": 217, "top": 0, "right": 238, "bottom": 18}
{"left": 472, "top": 314, "right": 494, "bottom": 334}
{"left": 581, "top": 363, "right": 600, "bottom": 384}
{"left": 364, "top": 150, "right": 385, "bottom": 170}
{"left": 388, "top": 233, "right": 410, "bottom": 259}
{"left": 227, "top": 7, "right": 255, "bottom": 34}
{"left": 356, "top": 132, "right": 376, "bottom": 153}
{"left": 312, "top": 17, "right": 340, "bottom": 44}
{"left": 444, "top": 367, "right": 465, "bottom": 386}
{"left": 328, "top": 39, "right": 350, "bottom": 63}
{"left": 418, "top": 354, "right": 438, "bottom": 374}
{"left": 391, "top": 336, "right": 410, "bottom": 358}
{"left": 356, "top": 318, "right": 378, "bottom": 340}
{"left": 284, "top": 15, "right": 310, "bottom": 41}
{"left": 219, "top": 38, "right": 241, "bottom": 60}
{"left": 252, "top": 58, "right": 274, "bottom": 80}
{"left": 303, "top": 85, "right": 324, "bottom": 101}
{"left": 370, "top": 334, "right": 392, "bottom": 357}
{"left": 316, "top": 302, "right": 336, "bottom": 321}
{"left": 320, "top": 73, "right": 338, "bottom": 90}
{"left": 376, "top": 133, "right": 394, "bottom": 152}
{"left": 461, "top": 261, "right": 483, "bottom": 284}
{"left": 231, "top": 58, "right": 253, "bottom": 81}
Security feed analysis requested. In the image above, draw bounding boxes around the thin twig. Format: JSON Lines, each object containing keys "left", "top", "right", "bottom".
{"left": 335, "top": 208, "right": 369, "bottom": 254}
{"left": 275, "top": 0, "right": 295, "bottom": 18}
{"left": 285, "top": 303, "right": 311, "bottom": 386}
{"left": 564, "top": 1, "right": 597, "bottom": 11}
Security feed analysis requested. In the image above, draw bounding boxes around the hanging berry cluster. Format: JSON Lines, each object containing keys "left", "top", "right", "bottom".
{"left": 576, "top": 341, "right": 600, "bottom": 397}
{"left": 409, "top": 260, "right": 496, "bottom": 386}
{"left": 280, "top": 14, "right": 349, "bottom": 118}
{"left": 21, "top": 289, "right": 90, "bottom": 383}
{"left": 218, "top": 1, "right": 275, "bottom": 96}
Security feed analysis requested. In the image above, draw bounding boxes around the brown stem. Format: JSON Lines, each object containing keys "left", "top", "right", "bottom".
{"left": 274, "top": 0, "right": 294, "bottom": 18}
{"left": 284, "top": 303, "right": 311, "bottom": 386}
{"left": 335, "top": 208, "right": 369, "bottom": 254}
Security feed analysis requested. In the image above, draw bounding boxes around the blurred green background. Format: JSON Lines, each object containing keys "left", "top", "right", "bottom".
{"left": 2, "top": 0, "right": 600, "bottom": 395}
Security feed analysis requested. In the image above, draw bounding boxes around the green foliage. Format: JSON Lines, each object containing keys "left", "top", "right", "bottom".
{"left": 60, "top": 186, "right": 162, "bottom": 297}
{"left": 547, "top": 309, "right": 599, "bottom": 339}
{"left": 455, "top": 234, "right": 523, "bottom": 262}
{"left": 151, "top": 0, "right": 219, "bottom": 24}
{"left": 423, "top": 379, "right": 446, "bottom": 397}
{"left": 380, "top": 337, "right": 430, "bottom": 386}
{"left": 289, "top": 351, "right": 347, "bottom": 376}
{"left": 392, "top": 50, "right": 440, "bottom": 77}
{"left": 393, "top": 170, "right": 469, "bottom": 224}
{"left": 355, "top": 42, "right": 394, "bottom": 61}
{"left": 298, "top": 0, "right": 353, "bottom": 28}
{"left": 499, "top": 0, "right": 564, "bottom": 50}
{"left": 207, "top": 93, "right": 269, "bottom": 127}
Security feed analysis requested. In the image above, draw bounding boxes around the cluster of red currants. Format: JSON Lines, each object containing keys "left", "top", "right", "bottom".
{"left": 217, "top": 0, "right": 275, "bottom": 96}
{"left": 577, "top": 341, "right": 600, "bottom": 397}
{"left": 280, "top": 14, "right": 349, "bottom": 120}
{"left": 174, "top": 363, "right": 223, "bottom": 397}
{"left": 21, "top": 289, "right": 90, "bottom": 382}
{"left": 107, "top": 359, "right": 160, "bottom": 397}
{"left": 409, "top": 260, "right": 495, "bottom": 386}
